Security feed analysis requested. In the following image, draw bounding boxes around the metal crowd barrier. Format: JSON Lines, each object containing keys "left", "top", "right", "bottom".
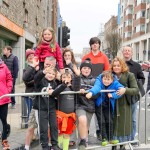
{"left": 0, "top": 89, "right": 141, "bottom": 150}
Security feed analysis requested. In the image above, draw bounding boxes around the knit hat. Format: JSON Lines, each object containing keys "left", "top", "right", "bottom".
{"left": 80, "top": 58, "right": 92, "bottom": 70}
{"left": 26, "top": 49, "right": 35, "bottom": 59}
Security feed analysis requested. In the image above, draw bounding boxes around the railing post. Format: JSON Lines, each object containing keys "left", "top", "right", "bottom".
{"left": 21, "top": 96, "right": 28, "bottom": 129}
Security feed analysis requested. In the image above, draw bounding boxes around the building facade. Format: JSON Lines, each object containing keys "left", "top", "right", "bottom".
{"left": 118, "top": 0, "right": 150, "bottom": 61}
{"left": 0, "top": 0, "right": 58, "bottom": 83}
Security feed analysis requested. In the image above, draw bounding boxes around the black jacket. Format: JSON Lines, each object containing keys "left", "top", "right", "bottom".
{"left": 54, "top": 75, "right": 80, "bottom": 114}
{"left": 126, "top": 59, "right": 145, "bottom": 84}
{"left": 33, "top": 70, "right": 64, "bottom": 111}
{"left": 22, "top": 65, "right": 37, "bottom": 93}
{"left": 77, "top": 74, "right": 95, "bottom": 113}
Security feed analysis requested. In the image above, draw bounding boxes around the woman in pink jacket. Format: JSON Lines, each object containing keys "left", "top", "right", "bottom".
{"left": 0, "top": 58, "right": 12, "bottom": 150}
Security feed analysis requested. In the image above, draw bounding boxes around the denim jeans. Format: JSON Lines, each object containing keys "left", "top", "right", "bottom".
{"left": 25, "top": 97, "right": 32, "bottom": 119}
{"left": 131, "top": 102, "right": 138, "bottom": 141}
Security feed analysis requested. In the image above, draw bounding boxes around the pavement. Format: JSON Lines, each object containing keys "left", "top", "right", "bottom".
{"left": 1, "top": 83, "right": 150, "bottom": 150}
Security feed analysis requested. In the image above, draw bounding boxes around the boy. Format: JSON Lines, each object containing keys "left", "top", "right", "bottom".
{"left": 86, "top": 70, "right": 124, "bottom": 146}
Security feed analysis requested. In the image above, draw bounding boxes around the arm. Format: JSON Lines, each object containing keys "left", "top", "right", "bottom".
{"left": 6, "top": 66, "right": 13, "bottom": 93}
{"left": 88, "top": 75, "right": 102, "bottom": 96}
{"left": 13, "top": 56, "right": 19, "bottom": 79}
{"left": 104, "top": 55, "right": 110, "bottom": 71}
{"left": 137, "top": 63, "right": 145, "bottom": 84}
{"left": 50, "top": 82, "right": 67, "bottom": 97}
{"left": 56, "top": 43, "right": 64, "bottom": 69}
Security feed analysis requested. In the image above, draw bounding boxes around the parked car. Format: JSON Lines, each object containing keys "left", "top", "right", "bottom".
{"left": 141, "top": 61, "right": 150, "bottom": 71}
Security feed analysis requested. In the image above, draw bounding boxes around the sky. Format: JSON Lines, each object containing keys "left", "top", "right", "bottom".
{"left": 59, "top": 0, "right": 119, "bottom": 54}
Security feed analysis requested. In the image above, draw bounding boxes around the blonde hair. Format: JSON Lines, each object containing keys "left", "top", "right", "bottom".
{"left": 110, "top": 57, "right": 129, "bottom": 73}
{"left": 37, "top": 27, "right": 56, "bottom": 52}
{"left": 101, "top": 70, "right": 113, "bottom": 80}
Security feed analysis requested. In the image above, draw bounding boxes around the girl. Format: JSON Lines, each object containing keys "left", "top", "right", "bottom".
{"left": 50, "top": 67, "right": 80, "bottom": 150}
{"left": 35, "top": 27, "right": 64, "bottom": 71}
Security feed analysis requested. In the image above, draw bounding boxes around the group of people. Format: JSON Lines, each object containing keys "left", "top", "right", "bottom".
{"left": 0, "top": 26, "right": 146, "bottom": 150}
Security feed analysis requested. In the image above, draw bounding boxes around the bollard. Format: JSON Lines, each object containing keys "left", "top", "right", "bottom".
{"left": 21, "top": 96, "right": 28, "bottom": 129}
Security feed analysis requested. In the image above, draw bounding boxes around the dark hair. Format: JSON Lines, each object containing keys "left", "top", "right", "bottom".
{"left": 5, "top": 46, "right": 12, "bottom": 53}
{"left": 89, "top": 37, "right": 101, "bottom": 47}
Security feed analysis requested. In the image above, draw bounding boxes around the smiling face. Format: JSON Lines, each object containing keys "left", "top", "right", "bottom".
{"left": 45, "top": 69, "right": 56, "bottom": 81}
{"left": 102, "top": 76, "right": 113, "bottom": 86}
{"left": 122, "top": 46, "right": 133, "bottom": 61}
{"left": 112, "top": 61, "right": 122, "bottom": 75}
{"left": 81, "top": 66, "right": 91, "bottom": 77}
{"left": 43, "top": 29, "right": 53, "bottom": 42}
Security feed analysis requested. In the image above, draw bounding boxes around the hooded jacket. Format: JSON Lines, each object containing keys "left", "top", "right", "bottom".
{"left": 0, "top": 63, "right": 12, "bottom": 105}
{"left": 89, "top": 74, "right": 124, "bottom": 113}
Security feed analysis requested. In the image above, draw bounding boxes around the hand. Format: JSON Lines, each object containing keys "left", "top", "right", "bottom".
{"left": 66, "top": 59, "right": 71, "bottom": 65}
{"left": 80, "top": 89, "right": 86, "bottom": 94}
{"left": 32, "top": 57, "right": 39, "bottom": 68}
{"left": 48, "top": 89, "right": 54, "bottom": 95}
{"left": 43, "top": 67, "right": 51, "bottom": 74}
{"left": 117, "top": 88, "right": 126, "bottom": 96}
{"left": 86, "top": 92, "right": 92, "bottom": 99}
{"left": 73, "top": 65, "right": 80, "bottom": 76}
{"left": 108, "top": 93, "right": 112, "bottom": 98}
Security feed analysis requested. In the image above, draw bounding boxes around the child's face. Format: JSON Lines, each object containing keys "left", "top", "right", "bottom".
{"left": 61, "top": 74, "right": 72, "bottom": 83}
{"left": 45, "top": 70, "right": 56, "bottom": 81}
{"left": 102, "top": 76, "right": 113, "bottom": 86}
{"left": 43, "top": 29, "right": 52, "bottom": 41}
{"left": 81, "top": 67, "right": 91, "bottom": 77}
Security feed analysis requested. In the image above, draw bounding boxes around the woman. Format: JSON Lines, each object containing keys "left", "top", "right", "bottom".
{"left": 110, "top": 57, "right": 139, "bottom": 150}
{"left": 23, "top": 49, "right": 38, "bottom": 119}
{"left": 0, "top": 58, "right": 12, "bottom": 150}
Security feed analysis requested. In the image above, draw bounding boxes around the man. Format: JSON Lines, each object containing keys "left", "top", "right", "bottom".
{"left": 82, "top": 37, "right": 109, "bottom": 78}
{"left": 2, "top": 46, "right": 19, "bottom": 109}
{"left": 82, "top": 37, "right": 110, "bottom": 141}
{"left": 122, "top": 46, "right": 145, "bottom": 146}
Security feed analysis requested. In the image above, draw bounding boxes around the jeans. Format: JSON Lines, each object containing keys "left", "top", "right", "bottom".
{"left": 131, "top": 102, "right": 138, "bottom": 141}
{"left": 25, "top": 97, "right": 32, "bottom": 119}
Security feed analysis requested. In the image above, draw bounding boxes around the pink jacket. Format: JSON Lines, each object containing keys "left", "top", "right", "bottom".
{"left": 35, "top": 41, "right": 64, "bottom": 69}
{"left": 0, "top": 63, "right": 13, "bottom": 105}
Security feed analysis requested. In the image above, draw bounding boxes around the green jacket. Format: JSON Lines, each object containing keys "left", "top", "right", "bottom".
{"left": 113, "top": 72, "right": 139, "bottom": 136}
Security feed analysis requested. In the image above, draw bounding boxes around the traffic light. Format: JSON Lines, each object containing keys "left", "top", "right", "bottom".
{"left": 62, "top": 26, "right": 70, "bottom": 47}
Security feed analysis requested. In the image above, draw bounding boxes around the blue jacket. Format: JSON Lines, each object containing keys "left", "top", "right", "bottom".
{"left": 88, "top": 74, "right": 124, "bottom": 113}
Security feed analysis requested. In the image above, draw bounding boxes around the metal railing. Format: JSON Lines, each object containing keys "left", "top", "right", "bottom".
{"left": 0, "top": 89, "right": 142, "bottom": 150}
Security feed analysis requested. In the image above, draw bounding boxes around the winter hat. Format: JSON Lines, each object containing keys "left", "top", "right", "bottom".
{"left": 80, "top": 58, "right": 92, "bottom": 70}
{"left": 26, "top": 49, "right": 35, "bottom": 59}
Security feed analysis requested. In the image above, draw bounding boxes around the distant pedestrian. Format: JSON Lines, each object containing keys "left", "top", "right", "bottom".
{"left": 0, "top": 58, "right": 13, "bottom": 150}
{"left": 35, "top": 27, "right": 64, "bottom": 72}
{"left": 2, "top": 46, "right": 19, "bottom": 109}
{"left": 82, "top": 37, "right": 110, "bottom": 139}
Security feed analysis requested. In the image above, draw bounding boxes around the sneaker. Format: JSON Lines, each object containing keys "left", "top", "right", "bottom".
{"left": 51, "top": 145, "right": 62, "bottom": 150}
{"left": 2, "top": 139, "right": 10, "bottom": 150}
{"left": 78, "top": 139, "right": 86, "bottom": 150}
{"left": 101, "top": 139, "right": 108, "bottom": 146}
{"left": 109, "top": 140, "right": 119, "bottom": 144}
{"left": 11, "top": 104, "right": 16, "bottom": 109}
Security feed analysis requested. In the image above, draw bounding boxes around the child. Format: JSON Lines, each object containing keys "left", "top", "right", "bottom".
{"left": 49, "top": 67, "right": 80, "bottom": 150}
{"left": 76, "top": 58, "right": 96, "bottom": 150}
{"left": 35, "top": 27, "right": 64, "bottom": 71}
{"left": 86, "top": 70, "right": 125, "bottom": 146}
{"left": 34, "top": 67, "right": 63, "bottom": 150}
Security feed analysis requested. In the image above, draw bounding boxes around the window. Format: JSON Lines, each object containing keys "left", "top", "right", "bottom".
{"left": 146, "top": 23, "right": 149, "bottom": 33}
{"left": 147, "top": 9, "right": 149, "bottom": 19}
